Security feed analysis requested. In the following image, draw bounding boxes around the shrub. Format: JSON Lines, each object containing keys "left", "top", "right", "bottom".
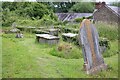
{"left": 74, "top": 18, "right": 83, "bottom": 23}
{"left": 99, "top": 37, "right": 110, "bottom": 48}
{"left": 69, "top": 2, "right": 94, "bottom": 13}
{"left": 39, "top": 15, "right": 55, "bottom": 26}
{"left": 63, "top": 21, "right": 69, "bottom": 25}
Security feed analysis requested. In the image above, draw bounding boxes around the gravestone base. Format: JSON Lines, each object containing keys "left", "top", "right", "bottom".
{"left": 84, "top": 63, "right": 107, "bottom": 75}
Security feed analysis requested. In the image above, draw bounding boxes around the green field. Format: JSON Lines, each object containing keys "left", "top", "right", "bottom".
{"left": 1, "top": 27, "right": 118, "bottom": 78}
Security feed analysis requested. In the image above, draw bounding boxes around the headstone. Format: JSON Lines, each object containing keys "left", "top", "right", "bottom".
{"left": 16, "top": 32, "right": 23, "bottom": 38}
{"left": 79, "top": 19, "right": 107, "bottom": 74}
{"left": 12, "top": 22, "right": 17, "bottom": 28}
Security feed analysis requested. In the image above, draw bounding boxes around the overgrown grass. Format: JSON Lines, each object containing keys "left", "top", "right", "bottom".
{"left": 102, "top": 40, "right": 118, "bottom": 57}
{"left": 2, "top": 32, "right": 118, "bottom": 78}
{"left": 95, "top": 22, "right": 118, "bottom": 41}
{"left": 1, "top": 21, "right": 118, "bottom": 78}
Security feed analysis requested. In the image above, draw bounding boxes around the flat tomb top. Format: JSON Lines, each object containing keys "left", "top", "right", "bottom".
{"left": 27, "top": 26, "right": 36, "bottom": 28}
{"left": 47, "top": 29, "right": 58, "bottom": 31}
{"left": 62, "top": 33, "right": 78, "bottom": 37}
{"left": 36, "top": 34, "right": 59, "bottom": 40}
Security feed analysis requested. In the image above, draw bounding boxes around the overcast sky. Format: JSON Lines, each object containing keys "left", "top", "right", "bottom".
{"left": 1, "top": 0, "right": 120, "bottom": 2}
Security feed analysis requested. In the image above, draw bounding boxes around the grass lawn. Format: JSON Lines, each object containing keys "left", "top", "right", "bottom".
{"left": 1, "top": 32, "right": 118, "bottom": 78}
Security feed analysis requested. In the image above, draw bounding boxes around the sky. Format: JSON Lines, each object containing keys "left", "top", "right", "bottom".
{"left": 0, "top": 0, "right": 120, "bottom": 2}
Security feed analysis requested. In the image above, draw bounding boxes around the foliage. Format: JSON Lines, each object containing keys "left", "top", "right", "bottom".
{"left": 111, "top": 2, "right": 120, "bottom": 7}
{"left": 43, "top": 2, "right": 76, "bottom": 13}
{"left": 95, "top": 22, "right": 118, "bottom": 41}
{"left": 2, "top": 2, "right": 52, "bottom": 19}
{"left": 2, "top": 2, "right": 57, "bottom": 27}
{"left": 99, "top": 37, "right": 110, "bottom": 49}
{"left": 69, "top": 2, "right": 95, "bottom": 13}
{"left": 102, "top": 40, "right": 118, "bottom": 57}
{"left": 2, "top": 9, "right": 18, "bottom": 26}
{"left": 39, "top": 15, "right": 57, "bottom": 26}
{"left": 74, "top": 17, "right": 84, "bottom": 23}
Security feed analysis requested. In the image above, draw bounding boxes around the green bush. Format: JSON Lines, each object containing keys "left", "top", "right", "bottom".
{"left": 99, "top": 37, "right": 110, "bottom": 49}
{"left": 69, "top": 2, "right": 94, "bottom": 13}
{"left": 87, "top": 16, "right": 93, "bottom": 19}
{"left": 63, "top": 21, "right": 69, "bottom": 25}
{"left": 2, "top": 2, "right": 58, "bottom": 27}
{"left": 39, "top": 15, "right": 55, "bottom": 26}
{"left": 74, "top": 18, "right": 83, "bottom": 23}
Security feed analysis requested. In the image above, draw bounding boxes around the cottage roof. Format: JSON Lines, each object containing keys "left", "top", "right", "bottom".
{"left": 55, "top": 13, "right": 93, "bottom": 21}
{"left": 93, "top": 4, "right": 120, "bottom": 17}
{"left": 107, "top": 5, "right": 120, "bottom": 16}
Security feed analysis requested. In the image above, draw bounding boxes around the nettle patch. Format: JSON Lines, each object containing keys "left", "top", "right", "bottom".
{"left": 49, "top": 42, "right": 82, "bottom": 59}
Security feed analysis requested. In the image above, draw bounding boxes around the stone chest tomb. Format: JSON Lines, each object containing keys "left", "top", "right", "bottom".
{"left": 47, "top": 29, "right": 59, "bottom": 36}
{"left": 36, "top": 34, "right": 60, "bottom": 45}
{"left": 62, "top": 33, "right": 78, "bottom": 43}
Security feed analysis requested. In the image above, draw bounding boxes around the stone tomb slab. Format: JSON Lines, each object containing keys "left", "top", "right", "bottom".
{"left": 79, "top": 19, "right": 107, "bottom": 74}
{"left": 34, "top": 29, "right": 49, "bottom": 34}
{"left": 62, "top": 33, "right": 78, "bottom": 42}
{"left": 36, "top": 34, "right": 60, "bottom": 45}
{"left": 47, "top": 29, "right": 59, "bottom": 36}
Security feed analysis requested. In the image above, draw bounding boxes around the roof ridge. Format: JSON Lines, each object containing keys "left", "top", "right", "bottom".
{"left": 105, "top": 5, "right": 120, "bottom": 17}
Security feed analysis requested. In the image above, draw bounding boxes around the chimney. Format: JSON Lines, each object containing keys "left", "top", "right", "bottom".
{"left": 101, "top": 2, "right": 106, "bottom": 6}
{"left": 95, "top": 2, "right": 106, "bottom": 9}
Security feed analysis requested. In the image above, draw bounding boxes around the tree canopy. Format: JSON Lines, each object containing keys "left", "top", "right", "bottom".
{"left": 69, "top": 2, "right": 95, "bottom": 13}
{"left": 111, "top": 2, "right": 120, "bottom": 7}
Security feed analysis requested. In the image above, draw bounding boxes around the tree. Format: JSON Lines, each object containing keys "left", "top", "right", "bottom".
{"left": 47, "top": 2, "right": 76, "bottom": 13}
{"left": 69, "top": 2, "right": 95, "bottom": 13}
{"left": 111, "top": 2, "right": 120, "bottom": 7}
{"left": 2, "top": 2, "right": 58, "bottom": 26}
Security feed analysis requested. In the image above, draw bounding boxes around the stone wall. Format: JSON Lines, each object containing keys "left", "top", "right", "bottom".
{"left": 93, "top": 5, "right": 120, "bottom": 24}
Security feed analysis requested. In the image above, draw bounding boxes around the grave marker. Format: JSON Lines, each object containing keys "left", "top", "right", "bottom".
{"left": 79, "top": 19, "right": 107, "bottom": 74}
{"left": 12, "top": 22, "right": 17, "bottom": 28}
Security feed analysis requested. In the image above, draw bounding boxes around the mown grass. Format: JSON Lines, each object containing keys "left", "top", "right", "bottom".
{"left": 2, "top": 32, "right": 118, "bottom": 78}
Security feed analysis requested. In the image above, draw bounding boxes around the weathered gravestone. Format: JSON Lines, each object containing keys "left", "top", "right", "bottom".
{"left": 12, "top": 22, "right": 17, "bottom": 28}
{"left": 10, "top": 22, "right": 20, "bottom": 33}
{"left": 79, "top": 19, "right": 107, "bottom": 74}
